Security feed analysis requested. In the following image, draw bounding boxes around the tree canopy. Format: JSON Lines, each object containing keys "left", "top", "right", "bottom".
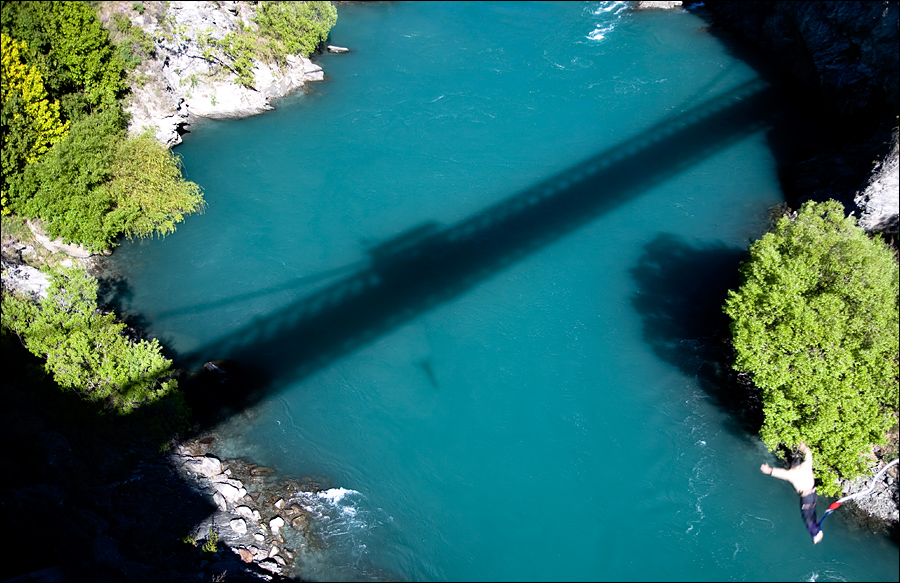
{"left": 1, "top": 2, "right": 204, "bottom": 251}
{"left": 255, "top": 1, "right": 338, "bottom": 59}
{"left": 724, "top": 200, "right": 899, "bottom": 495}
{"left": 1, "top": 0, "right": 128, "bottom": 120}
{"left": 1, "top": 33, "right": 70, "bottom": 213}
{"left": 1, "top": 267, "right": 179, "bottom": 415}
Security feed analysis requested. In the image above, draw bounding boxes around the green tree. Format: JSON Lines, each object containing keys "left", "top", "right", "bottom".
{"left": 254, "top": 1, "right": 337, "bottom": 59}
{"left": 105, "top": 131, "right": 205, "bottom": 241}
{"left": 1, "top": 267, "right": 179, "bottom": 414}
{"left": 1, "top": 1, "right": 129, "bottom": 120}
{"left": 1, "top": 33, "right": 69, "bottom": 213}
{"left": 9, "top": 106, "right": 126, "bottom": 251}
{"left": 724, "top": 200, "right": 899, "bottom": 495}
{"left": 9, "top": 108, "right": 205, "bottom": 252}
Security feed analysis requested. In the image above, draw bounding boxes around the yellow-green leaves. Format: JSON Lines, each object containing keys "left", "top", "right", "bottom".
{"left": 0, "top": 34, "right": 69, "bottom": 163}
{"left": 1, "top": 33, "right": 70, "bottom": 215}
{"left": 724, "top": 200, "right": 899, "bottom": 495}
{"left": 105, "top": 131, "right": 205, "bottom": 241}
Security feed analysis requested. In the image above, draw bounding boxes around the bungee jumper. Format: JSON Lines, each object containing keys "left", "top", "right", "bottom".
{"left": 760, "top": 441, "right": 824, "bottom": 544}
{"left": 761, "top": 442, "right": 899, "bottom": 544}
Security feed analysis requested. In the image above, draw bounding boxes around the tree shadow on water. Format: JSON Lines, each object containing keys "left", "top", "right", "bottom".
{"left": 630, "top": 233, "right": 763, "bottom": 435}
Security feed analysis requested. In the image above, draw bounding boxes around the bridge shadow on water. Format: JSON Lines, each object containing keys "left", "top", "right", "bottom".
{"left": 180, "top": 79, "right": 781, "bottom": 424}
{"left": 629, "top": 233, "right": 764, "bottom": 436}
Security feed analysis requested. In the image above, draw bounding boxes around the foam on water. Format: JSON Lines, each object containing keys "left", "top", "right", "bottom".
{"left": 587, "top": 1, "right": 629, "bottom": 41}
{"left": 285, "top": 487, "right": 398, "bottom": 581}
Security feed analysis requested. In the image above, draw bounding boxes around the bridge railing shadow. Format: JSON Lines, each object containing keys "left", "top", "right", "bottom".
{"left": 182, "top": 78, "right": 781, "bottom": 417}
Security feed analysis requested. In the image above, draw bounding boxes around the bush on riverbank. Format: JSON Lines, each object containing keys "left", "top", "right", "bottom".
{"left": 1, "top": 1, "right": 204, "bottom": 251}
{"left": 1, "top": 266, "right": 184, "bottom": 417}
{"left": 724, "top": 200, "right": 899, "bottom": 496}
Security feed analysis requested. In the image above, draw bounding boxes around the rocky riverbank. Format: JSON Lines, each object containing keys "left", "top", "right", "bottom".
{"left": 170, "top": 436, "right": 333, "bottom": 580}
{"left": 698, "top": 0, "right": 899, "bottom": 233}
{"left": 98, "top": 1, "right": 329, "bottom": 147}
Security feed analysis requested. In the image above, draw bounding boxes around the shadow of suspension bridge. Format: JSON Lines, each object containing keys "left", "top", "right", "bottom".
{"left": 186, "top": 79, "right": 779, "bottom": 412}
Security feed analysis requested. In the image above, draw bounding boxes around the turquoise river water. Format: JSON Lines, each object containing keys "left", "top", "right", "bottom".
{"left": 108, "top": 2, "right": 899, "bottom": 581}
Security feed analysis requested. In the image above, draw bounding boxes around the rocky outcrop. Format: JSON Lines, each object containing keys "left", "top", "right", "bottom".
{"left": 172, "top": 437, "right": 332, "bottom": 580}
{"left": 1, "top": 260, "right": 51, "bottom": 300}
{"left": 702, "top": 1, "right": 898, "bottom": 122}
{"left": 855, "top": 129, "right": 900, "bottom": 232}
{"left": 112, "top": 1, "right": 328, "bottom": 147}
{"left": 838, "top": 456, "right": 899, "bottom": 537}
{"left": 700, "top": 1, "right": 899, "bottom": 231}
{"left": 636, "top": 1, "right": 684, "bottom": 9}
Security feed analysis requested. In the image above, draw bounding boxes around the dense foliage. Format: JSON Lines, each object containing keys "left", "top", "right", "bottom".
{"left": 0, "top": 33, "right": 69, "bottom": 198}
{"left": 1, "top": 0, "right": 129, "bottom": 120}
{"left": 724, "top": 200, "right": 899, "bottom": 495}
{"left": 1, "top": 1, "right": 204, "bottom": 250}
{"left": 255, "top": 1, "right": 338, "bottom": 59}
{"left": 1, "top": 267, "right": 180, "bottom": 415}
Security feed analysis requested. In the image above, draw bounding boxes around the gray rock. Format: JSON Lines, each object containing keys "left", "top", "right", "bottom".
{"left": 180, "top": 455, "right": 223, "bottom": 478}
{"left": 26, "top": 219, "right": 93, "bottom": 258}
{"left": 703, "top": 2, "right": 899, "bottom": 121}
{"left": 122, "top": 1, "right": 328, "bottom": 147}
{"left": 1, "top": 261, "right": 51, "bottom": 300}
{"left": 855, "top": 130, "right": 899, "bottom": 232}
{"left": 233, "top": 505, "right": 257, "bottom": 522}
{"left": 212, "top": 481, "right": 246, "bottom": 504}
{"left": 269, "top": 516, "right": 285, "bottom": 534}
{"left": 258, "top": 559, "right": 281, "bottom": 574}
{"left": 636, "top": 1, "right": 683, "bottom": 9}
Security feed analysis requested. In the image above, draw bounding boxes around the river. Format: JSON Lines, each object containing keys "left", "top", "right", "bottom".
{"left": 108, "top": 2, "right": 899, "bottom": 580}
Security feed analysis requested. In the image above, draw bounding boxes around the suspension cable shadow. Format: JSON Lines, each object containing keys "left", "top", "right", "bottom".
{"left": 185, "top": 79, "right": 781, "bottom": 413}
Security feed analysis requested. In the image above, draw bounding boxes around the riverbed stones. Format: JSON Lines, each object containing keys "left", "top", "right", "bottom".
{"left": 169, "top": 437, "right": 327, "bottom": 578}
{"left": 180, "top": 455, "right": 222, "bottom": 478}
{"left": 229, "top": 518, "right": 247, "bottom": 535}
{"left": 236, "top": 548, "right": 253, "bottom": 563}
{"left": 269, "top": 516, "right": 285, "bottom": 534}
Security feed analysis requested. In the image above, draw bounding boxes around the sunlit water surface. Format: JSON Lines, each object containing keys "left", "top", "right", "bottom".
{"left": 109, "top": 2, "right": 898, "bottom": 581}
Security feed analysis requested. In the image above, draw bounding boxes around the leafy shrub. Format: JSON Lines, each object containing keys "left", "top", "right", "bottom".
{"left": 108, "top": 12, "right": 156, "bottom": 72}
{"left": 1, "top": 33, "right": 70, "bottom": 213}
{"left": 202, "top": 527, "right": 219, "bottom": 554}
{"left": 9, "top": 108, "right": 204, "bottom": 252}
{"left": 104, "top": 131, "right": 206, "bottom": 241}
{"left": 10, "top": 106, "right": 125, "bottom": 251}
{"left": 724, "top": 200, "right": 899, "bottom": 495}
{"left": 1, "top": 1, "right": 129, "bottom": 120}
{"left": 254, "top": 1, "right": 337, "bottom": 59}
{"left": 1, "top": 267, "right": 180, "bottom": 415}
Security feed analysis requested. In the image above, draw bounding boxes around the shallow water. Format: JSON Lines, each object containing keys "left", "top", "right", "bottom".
{"left": 109, "top": 2, "right": 898, "bottom": 581}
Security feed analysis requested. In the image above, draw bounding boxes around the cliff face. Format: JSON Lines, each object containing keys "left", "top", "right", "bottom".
{"left": 106, "top": 1, "right": 326, "bottom": 147}
{"left": 703, "top": 1, "right": 898, "bottom": 122}
{"left": 702, "top": 1, "right": 899, "bottom": 232}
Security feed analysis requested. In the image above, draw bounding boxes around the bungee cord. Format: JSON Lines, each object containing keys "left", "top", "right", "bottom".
{"left": 818, "top": 458, "right": 899, "bottom": 529}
